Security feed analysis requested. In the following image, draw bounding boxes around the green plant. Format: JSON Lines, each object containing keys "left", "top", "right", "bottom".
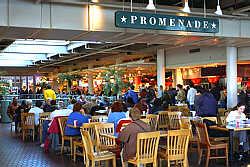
{"left": 102, "top": 68, "right": 129, "bottom": 96}
{"left": 0, "top": 72, "right": 9, "bottom": 95}
{"left": 58, "top": 73, "right": 82, "bottom": 93}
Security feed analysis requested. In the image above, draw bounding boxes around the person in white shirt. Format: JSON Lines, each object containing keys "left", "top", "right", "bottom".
{"left": 226, "top": 103, "right": 249, "bottom": 156}
{"left": 50, "top": 101, "right": 73, "bottom": 120}
{"left": 29, "top": 101, "right": 44, "bottom": 126}
{"left": 226, "top": 103, "right": 247, "bottom": 123}
{"left": 187, "top": 84, "right": 197, "bottom": 110}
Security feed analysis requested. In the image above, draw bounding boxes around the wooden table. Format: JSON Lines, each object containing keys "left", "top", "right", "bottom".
{"left": 210, "top": 123, "right": 250, "bottom": 166}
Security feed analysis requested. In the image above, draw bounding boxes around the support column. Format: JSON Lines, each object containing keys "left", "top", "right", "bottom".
{"left": 157, "top": 49, "right": 165, "bottom": 91}
{"left": 176, "top": 68, "right": 183, "bottom": 86}
{"left": 88, "top": 64, "right": 94, "bottom": 95}
{"left": 226, "top": 47, "right": 237, "bottom": 108}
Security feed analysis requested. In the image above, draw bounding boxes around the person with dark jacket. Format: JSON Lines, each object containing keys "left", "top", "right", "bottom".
{"left": 124, "top": 85, "right": 138, "bottom": 104}
{"left": 196, "top": 89, "right": 217, "bottom": 117}
{"left": 238, "top": 85, "right": 249, "bottom": 112}
{"left": 210, "top": 84, "right": 221, "bottom": 102}
{"left": 118, "top": 107, "right": 152, "bottom": 163}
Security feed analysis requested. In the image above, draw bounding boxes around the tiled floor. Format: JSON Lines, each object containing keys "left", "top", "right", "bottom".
{"left": 0, "top": 123, "right": 249, "bottom": 167}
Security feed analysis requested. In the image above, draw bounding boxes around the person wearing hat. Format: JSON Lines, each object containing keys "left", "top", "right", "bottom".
{"left": 118, "top": 107, "right": 152, "bottom": 164}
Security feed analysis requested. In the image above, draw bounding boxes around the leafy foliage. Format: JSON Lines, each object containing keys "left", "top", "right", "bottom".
{"left": 0, "top": 71, "right": 9, "bottom": 95}
{"left": 102, "top": 68, "right": 129, "bottom": 96}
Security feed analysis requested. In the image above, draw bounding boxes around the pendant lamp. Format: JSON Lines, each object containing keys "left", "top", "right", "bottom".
{"left": 182, "top": 0, "right": 190, "bottom": 13}
{"left": 215, "top": 0, "right": 222, "bottom": 15}
{"left": 146, "top": 0, "right": 156, "bottom": 10}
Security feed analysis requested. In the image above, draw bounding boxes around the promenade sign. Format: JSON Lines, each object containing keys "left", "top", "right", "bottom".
{"left": 115, "top": 11, "right": 219, "bottom": 33}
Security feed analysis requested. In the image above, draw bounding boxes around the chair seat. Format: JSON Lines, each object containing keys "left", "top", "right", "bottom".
{"left": 94, "top": 151, "right": 115, "bottom": 158}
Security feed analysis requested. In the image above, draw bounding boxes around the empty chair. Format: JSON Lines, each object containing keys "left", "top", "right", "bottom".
{"left": 95, "top": 123, "right": 118, "bottom": 152}
{"left": 158, "top": 129, "right": 190, "bottom": 167}
{"left": 194, "top": 122, "right": 228, "bottom": 167}
{"left": 73, "top": 122, "right": 101, "bottom": 163}
{"left": 179, "top": 118, "right": 200, "bottom": 153}
{"left": 21, "top": 113, "right": 35, "bottom": 141}
{"left": 146, "top": 114, "right": 159, "bottom": 130}
{"left": 123, "top": 131, "right": 160, "bottom": 167}
{"left": 81, "top": 130, "right": 116, "bottom": 167}
{"left": 158, "top": 111, "right": 169, "bottom": 130}
{"left": 167, "top": 112, "right": 180, "bottom": 130}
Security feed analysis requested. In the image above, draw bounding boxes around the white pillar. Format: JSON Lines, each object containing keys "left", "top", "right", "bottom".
{"left": 157, "top": 49, "right": 165, "bottom": 91}
{"left": 226, "top": 47, "right": 238, "bottom": 108}
{"left": 88, "top": 65, "right": 94, "bottom": 95}
{"left": 176, "top": 68, "right": 183, "bottom": 86}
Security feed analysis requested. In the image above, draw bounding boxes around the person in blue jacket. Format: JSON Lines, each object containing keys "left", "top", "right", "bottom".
{"left": 124, "top": 85, "right": 138, "bottom": 104}
{"left": 196, "top": 88, "right": 217, "bottom": 117}
{"left": 65, "top": 102, "right": 90, "bottom": 136}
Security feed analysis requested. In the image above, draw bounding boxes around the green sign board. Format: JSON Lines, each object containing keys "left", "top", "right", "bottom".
{"left": 115, "top": 11, "right": 219, "bottom": 33}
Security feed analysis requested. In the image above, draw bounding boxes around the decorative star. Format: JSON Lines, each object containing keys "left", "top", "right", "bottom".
{"left": 121, "top": 16, "right": 127, "bottom": 23}
{"left": 211, "top": 22, "right": 216, "bottom": 29}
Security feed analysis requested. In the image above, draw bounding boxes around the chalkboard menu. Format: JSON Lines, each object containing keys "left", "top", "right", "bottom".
{"left": 201, "top": 66, "right": 226, "bottom": 76}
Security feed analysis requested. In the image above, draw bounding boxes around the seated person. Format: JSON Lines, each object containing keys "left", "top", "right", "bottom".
{"left": 40, "top": 101, "right": 72, "bottom": 147}
{"left": 107, "top": 101, "right": 127, "bottom": 137}
{"left": 134, "top": 98, "right": 149, "bottom": 115}
{"left": 49, "top": 100, "right": 58, "bottom": 112}
{"left": 67, "top": 99, "right": 77, "bottom": 110}
{"left": 149, "top": 98, "right": 164, "bottom": 114}
{"left": 118, "top": 107, "right": 152, "bottom": 163}
{"left": 65, "top": 102, "right": 90, "bottom": 136}
{"left": 226, "top": 103, "right": 249, "bottom": 156}
{"left": 29, "top": 100, "right": 44, "bottom": 126}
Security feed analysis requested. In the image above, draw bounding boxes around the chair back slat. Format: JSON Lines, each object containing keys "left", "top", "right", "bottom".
{"left": 166, "top": 129, "right": 190, "bottom": 161}
{"left": 158, "top": 111, "right": 169, "bottom": 130}
{"left": 58, "top": 117, "right": 68, "bottom": 137}
{"left": 82, "top": 122, "right": 101, "bottom": 146}
{"left": 167, "top": 112, "right": 180, "bottom": 130}
{"left": 194, "top": 122, "right": 211, "bottom": 146}
{"left": 136, "top": 131, "right": 160, "bottom": 162}
{"left": 21, "top": 113, "right": 35, "bottom": 129}
{"left": 146, "top": 114, "right": 159, "bottom": 130}
{"left": 95, "top": 123, "right": 116, "bottom": 152}
{"left": 80, "top": 130, "right": 95, "bottom": 157}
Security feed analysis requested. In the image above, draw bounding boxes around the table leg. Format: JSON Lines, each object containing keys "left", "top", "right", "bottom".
{"left": 229, "top": 130, "right": 234, "bottom": 166}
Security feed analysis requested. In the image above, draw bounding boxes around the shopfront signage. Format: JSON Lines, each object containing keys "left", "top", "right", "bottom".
{"left": 201, "top": 66, "right": 226, "bottom": 76}
{"left": 115, "top": 11, "right": 219, "bottom": 33}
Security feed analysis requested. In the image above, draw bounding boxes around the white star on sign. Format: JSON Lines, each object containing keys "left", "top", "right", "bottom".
{"left": 211, "top": 22, "right": 216, "bottom": 29}
{"left": 121, "top": 16, "right": 127, "bottom": 23}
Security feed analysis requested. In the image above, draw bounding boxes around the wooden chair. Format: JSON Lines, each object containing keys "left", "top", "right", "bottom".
{"left": 158, "top": 111, "right": 169, "bottom": 130}
{"left": 21, "top": 113, "right": 35, "bottom": 141}
{"left": 123, "top": 131, "right": 160, "bottom": 167}
{"left": 91, "top": 115, "right": 107, "bottom": 122}
{"left": 81, "top": 130, "right": 116, "bottom": 167}
{"left": 39, "top": 112, "right": 51, "bottom": 143}
{"left": 179, "top": 118, "right": 200, "bottom": 153}
{"left": 167, "top": 112, "right": 180, "bottom": 130}
{"left": 58, "top": 117, "right": 80, "bottom": 156}
{"left": 95, "top": 123, "right": 118, "bottom": 152}
{"left": 146, "top": 114, "right": 159, "bottom": 130}
{"left": 194, "top": 122, "right": 228, "bottom": 167}
{"left": 158, "top": 129, "right": 190, "bottom": 167}
{"left": 73, "top": 122, "right": 101, "bottom": 163}
{"left": 168, "top": 106, "right": 178, "bottom": 112}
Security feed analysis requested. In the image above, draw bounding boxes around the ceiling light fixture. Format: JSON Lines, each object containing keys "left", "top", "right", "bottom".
{"left": 146, "top": 0, "right": 156, "bottom": 10}
{"left": 182, "top": 0, "right": 190, "bottom": 13}
{"left": 215, "top": 0, "right": 223, "bottom": 15}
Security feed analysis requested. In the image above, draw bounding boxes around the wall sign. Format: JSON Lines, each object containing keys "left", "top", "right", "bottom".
{"left": 115, "top": 11, "right": 219, "bottom": 33}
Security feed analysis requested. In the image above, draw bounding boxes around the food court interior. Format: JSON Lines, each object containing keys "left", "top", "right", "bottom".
{"left": 0, "top": 0, "right": 250, "bottom": 167}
